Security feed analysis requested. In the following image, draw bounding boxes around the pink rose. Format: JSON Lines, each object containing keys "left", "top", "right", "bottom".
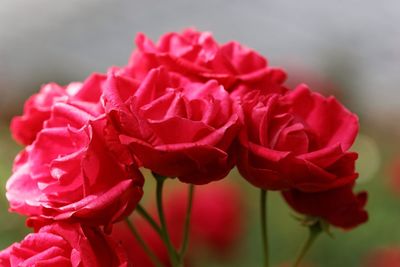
{"left": 11, "top": 73, "right": 105, "bottom": 145}
{"left": 282, "top": 184, "right": 368, "bottom": 229}
{"left": 104, "top": 67, "right": 240, "bottom": 184}
{"left": 237, "top": 84, "right": 359, "bottom": 191}
{"left": 6, "top": 99, "right": 143, "bottom": 228}
{"left": 0, "top": 222, "right": 129, "bottom": 267}
{"left": 121, "top": 28, "right": 286, "bottom": 91}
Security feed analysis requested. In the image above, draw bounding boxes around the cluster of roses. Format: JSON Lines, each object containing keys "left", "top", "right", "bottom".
{"left": 1, "top": 28, "right": 367, "bottom": 266}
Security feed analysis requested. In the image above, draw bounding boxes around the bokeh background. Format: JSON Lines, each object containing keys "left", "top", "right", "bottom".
{"left": 0, "top": 1, "right": 399, "bottom": 266}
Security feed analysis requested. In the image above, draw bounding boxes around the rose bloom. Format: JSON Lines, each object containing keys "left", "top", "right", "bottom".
{"left": 120, "top": 28, "right": 286, "bottom": 92}
{"left": 237, "top": 84, "right": 359, "bottom": 192}
{"left": 112, "top": 180, "right": 245, "bottom": 266}
{"left": 104, "top": 67, "right": 240, "bottom": 184}
{"left": 6, "top": 99, "right": 143, "bottom": 228}
{"left": 0, "top": 222, "right": 129, "bottom": 267}
{"left": 282, "top": 183, "right": 368, "bottom": 229}
{"left": 11, "top": 73, "right": 105, "bottom": 146}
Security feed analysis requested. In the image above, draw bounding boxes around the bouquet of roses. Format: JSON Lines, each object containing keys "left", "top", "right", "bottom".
{"left": 0, "top": 28, "right": 368, "bottom": 267}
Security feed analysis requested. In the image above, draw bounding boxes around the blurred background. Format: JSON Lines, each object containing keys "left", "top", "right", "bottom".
{"left": 0, "top": 0, "right": 399, "bottom": 266}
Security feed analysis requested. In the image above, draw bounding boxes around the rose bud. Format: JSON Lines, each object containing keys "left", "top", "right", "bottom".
{"left": 0, "top": 222, "right": 129, "bottom": 267}
{"left": 120, "top": 28, "right": 286, "bottom": 91}
{"left": 6, "top": 99, "right": 143, "bottom": 229}
{"left": 11, "top": 73, "right": 106, "bottom": 146}
{"left": 237, "top": 84, "right": 359, "bottom": 192}
{"left": 104, "top": 67, "right": 240, "bottom": 184}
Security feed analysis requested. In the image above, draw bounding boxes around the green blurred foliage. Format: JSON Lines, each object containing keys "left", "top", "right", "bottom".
{"left": 0, "top": 124, "right": 30, "bottom": 249}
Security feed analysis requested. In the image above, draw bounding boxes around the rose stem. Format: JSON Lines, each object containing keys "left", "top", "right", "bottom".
{"left": 178, "top": 183, "right": 195, "bottom": 265}
{"left": 292, "top": 223, "right": 322, "bottom": 267}
{"left": 155, "top": 174, "right": 180, "bottom": 266}
{"left": 260, "top": 189, "right": 269, "bottom": 267}
{"left": 125, "top": 218, "right": 163, "bottom": 267}
{"left": 136, "top": 204, "right": 162, "bottom": 236}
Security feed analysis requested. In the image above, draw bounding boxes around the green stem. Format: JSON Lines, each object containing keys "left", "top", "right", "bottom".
{"left": 125, "top": 218, "right": 163, "bottom": 267}
{"left": 136, "top": 204, "right": 162, "bottom": 236}
{"left": 178, "top": 184, "right": 195, "bottom": 263}
{"left": 292, "top": 223, "right": 322, "bottom": 267}
{"left": 155, "top": 175, "right": 180, "bottom": 266}
{"left": 260, "top": 189, "right": 269, "bottom": 267}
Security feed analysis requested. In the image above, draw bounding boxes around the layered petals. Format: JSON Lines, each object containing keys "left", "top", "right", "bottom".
{"left": 6, "top": 101, "right": 143, "bottom": 228}
{"left": 104, "top": 67, "right": 240, "bottom": 184}
{"left": 0, "top": 222, "right": 129, "bottom": 267}
{"left": 237, "top": 84, "right": 360, "bottom": 192}
{"left": 121, "top": 28, "right": 286, "bottom": 93}
{"left": 11, "top": 73, "right": 106, "bottom": 146}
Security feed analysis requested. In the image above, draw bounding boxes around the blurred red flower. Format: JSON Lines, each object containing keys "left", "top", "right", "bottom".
{"left": 112, "top": 179, "right": 246, "bottom": 266}
{"left": 363, "top": 247, "right": 400, "bottom": 267}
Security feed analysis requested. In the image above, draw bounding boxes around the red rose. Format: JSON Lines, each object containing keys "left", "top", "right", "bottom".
{"left": 112, "top": 180, "right": 245, "bottom": 266}
{"left": 121, "top": 28, "right": 286, "bottom": 91}
{"left": 282, "top": 184, "right": 368, "bottom": 229}
{"left": 0, "top": 222, "right": 129, "bottom": 267}
{"left": 237, "top": 84, "right": 359, "bottom": 192}
{"left": 6, "top": 100, "right": 143, "bottom": 228}
{"left": 11, "top": 73, "right": 105, "bottom": 146}
{"left": 104, "top": 67, "right": 240, "bottom": 184}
